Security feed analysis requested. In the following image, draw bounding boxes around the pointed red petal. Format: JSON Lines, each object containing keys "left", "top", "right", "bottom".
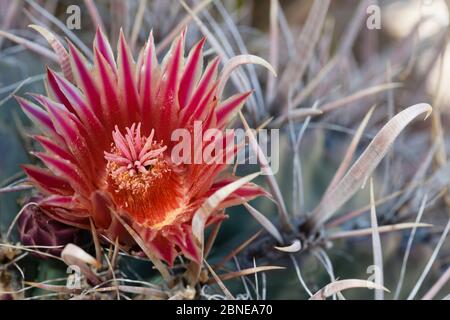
{"left": 210, "top": 178, "right": 269, "bottom": 209}
{"left": 68, "top": 41, "right": 104, "bottom": 122}
{"left": 40, "top": 195, "right": 76, "bottom": 209}
{"left": 139, "top": 32, "right": 160, "bottom": 127}
{"left": 146, "top": 234, "right": 177, "bottom": 266}
{"left": 155, "top": 33, "right": 184, "bottom": 140}
{"left": 178, "top": 37, "right": 205, "bottom": 109}
{"left": 183, "top": 82, "right": 218, "bottom": 125}
{"left": 39, "top": 205, "right": 90, "bottom": 229}
{"left": 34, "top": 135, "right": 74, "bottom": 162}
{"left": 169, "top": 225, "right": 201, "bottom": 263}
{"left": 180, "top": 57, "right": 220, "bottom": 125}
{"left": 21, "top": 164, "right": 73, "bottom": 195}
{"left": 33, "top": 95, "right": 96, "bottom": 179}
{"left": 117, "top": 30, "right": 140, "bottom": 121}
{"left": 94, "top": 47, "right": 122, "bottom": 129}
{"left": 16, "top": 97, "right": 62, "bottom": 143}
{"left": 48, "top": 68, "right": 107, "bottom": 145}
{"left": 46, "top": 68, "right": 76, "bottom": 114}
{"left": 94, "top": 26, "right": 116, "bottom": 73}
{"left": 34, "top": 152, "right": 91, "bottom": 195}
{"left": 90, "top": 190, "right": 113, "bottom": 230}
{"left": 217, "top": 91, "right": 252, "bottom": 128}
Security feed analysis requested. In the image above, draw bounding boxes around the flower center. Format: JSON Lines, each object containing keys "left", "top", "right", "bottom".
{"left": 105, "top": 123, "right": 186, "bottom": 228}
{"left": 104, "top": 123, "right": 167, "bottom": 178}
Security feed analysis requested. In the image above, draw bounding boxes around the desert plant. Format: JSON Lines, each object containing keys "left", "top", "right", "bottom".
{"left": 0, "top": 0, "right": 448, "bottom": 300}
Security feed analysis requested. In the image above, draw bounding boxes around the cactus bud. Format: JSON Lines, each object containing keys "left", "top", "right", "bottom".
{"left": 17, "top": 195, "right": 88, "bottom": 257}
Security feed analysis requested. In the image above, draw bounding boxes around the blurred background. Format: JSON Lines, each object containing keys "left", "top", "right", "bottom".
{"left": 0, "top": 0, "right": 449, "bottom": 299}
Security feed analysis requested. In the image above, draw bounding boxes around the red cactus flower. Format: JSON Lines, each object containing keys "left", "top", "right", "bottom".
{"left": 17, "top": 28, "right": 266, "bottom": 265}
